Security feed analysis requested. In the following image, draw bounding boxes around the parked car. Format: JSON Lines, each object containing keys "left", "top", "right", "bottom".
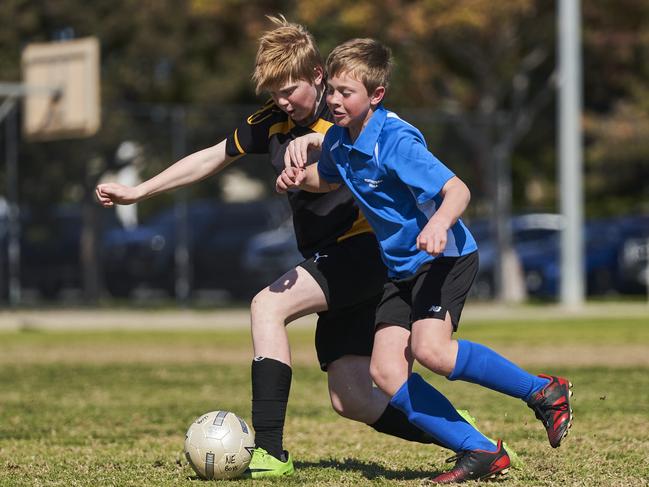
{"left": 468, "top": 214, "right": 564, "bottom": 298}
{"left": 243, "top": 212, "right": 649, "bottom": 301}
{"left": 101, "top": 199, "right": 290, "bottom": 299}
{"left": 241, "top": 220, "right": 302, "bottom": 286}
{"left": 470, "top": 214, "right": 638, "bottom": 299}
{"left": 0, "top": 204, "right": 120, "bottom": 300}
{"left": 242, "top": 213, "right": 570, "bottom": 298}
{"left": 616, "top": 215, "right": 649, "bottom": 294}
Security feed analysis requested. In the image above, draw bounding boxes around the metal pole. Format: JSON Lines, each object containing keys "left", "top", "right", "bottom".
{"left": 494, "top": 144, "right": 512, "bottom": 302}
{"left": 558, "top": 0, "right": 585, "bottom": 307}
{"left": 5, "top": 100, "right": 21, "bottom": 305}
{"left": 172, "top": 106, "right": 191, "bottom": 304}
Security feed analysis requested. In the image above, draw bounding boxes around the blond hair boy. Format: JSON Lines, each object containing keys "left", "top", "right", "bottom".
{"left": 252, "top": 15, "right": 322, "bottom": 94}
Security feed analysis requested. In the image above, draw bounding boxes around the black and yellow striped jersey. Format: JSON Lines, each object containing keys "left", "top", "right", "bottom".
{"left": 225, "top": 95, "right": 371, "bottom": 258}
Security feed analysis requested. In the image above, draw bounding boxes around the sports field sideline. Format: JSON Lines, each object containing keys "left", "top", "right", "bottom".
{"left": 1, "top": 302, "right": 647, "bottom": 369}
{"left": 1, "top": 301, "right": 647, "bottom": 330}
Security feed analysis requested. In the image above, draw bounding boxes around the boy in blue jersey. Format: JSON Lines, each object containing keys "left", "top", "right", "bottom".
{"left": 277, "top": 38, "right": 573, "bottom": 484}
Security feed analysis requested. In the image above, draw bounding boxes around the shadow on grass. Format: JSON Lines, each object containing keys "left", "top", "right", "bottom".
{"left": 295, "top": 457, "right": 442, "bottom": 481}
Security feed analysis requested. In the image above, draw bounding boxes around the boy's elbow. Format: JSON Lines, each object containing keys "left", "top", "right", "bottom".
{"left": 446, "top": 176, "right": 470, "bottom": 200}
{"left": 451, "top": 177, "right": 470, "bottom": 204}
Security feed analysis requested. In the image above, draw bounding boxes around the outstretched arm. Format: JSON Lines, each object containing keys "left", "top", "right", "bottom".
{"left": 95, "top": 139, "right": 240, "bottom": 206}
{"left": 416, "top": 176, "right": 471, "bottom": 256}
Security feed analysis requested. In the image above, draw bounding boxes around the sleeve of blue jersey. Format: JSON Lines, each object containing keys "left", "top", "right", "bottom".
{"left": 394, "top": 134, "right": 455, "bottom": 204}
{"left": 317, "top": 130, "right": 343, "bottom": 183}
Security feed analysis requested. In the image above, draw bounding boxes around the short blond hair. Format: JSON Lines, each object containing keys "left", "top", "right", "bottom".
{"left": 326, "top": 38, "right": 392, "bottom": 94}
{"left": 252, "top": 15, "right": 323, "bottom": 94}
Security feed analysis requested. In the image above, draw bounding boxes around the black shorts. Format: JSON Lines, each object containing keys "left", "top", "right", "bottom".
{"left": 299, "top": 232, "right": 386, "bottom": 371}
{"left": 375, "top": 251, "right": 478, "bottom": 332}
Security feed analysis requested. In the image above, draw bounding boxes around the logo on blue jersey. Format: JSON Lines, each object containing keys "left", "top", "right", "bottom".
{"left": 364, "top": 178, "right": 383, "bottom": 189}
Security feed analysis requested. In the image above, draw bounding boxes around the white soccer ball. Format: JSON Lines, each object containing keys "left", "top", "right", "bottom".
{"left": 184, "top": 410, "right": 255, "bottom": 480}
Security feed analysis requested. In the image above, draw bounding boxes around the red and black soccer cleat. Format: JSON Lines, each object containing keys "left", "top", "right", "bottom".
{"left": 426, "top": 440, "right": 510, "bottom": 484}
{"left": 527, "top": 374, "right": 573, "bottom": 448}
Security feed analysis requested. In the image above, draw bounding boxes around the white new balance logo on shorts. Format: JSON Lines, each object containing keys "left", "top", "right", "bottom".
{"left": 429, "top": 305, "right": 442, "bottom": 312}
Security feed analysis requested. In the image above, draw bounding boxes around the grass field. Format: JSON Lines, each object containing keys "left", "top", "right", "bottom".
{"left": 1, "top": 307, "right": 648, "bottom": 486}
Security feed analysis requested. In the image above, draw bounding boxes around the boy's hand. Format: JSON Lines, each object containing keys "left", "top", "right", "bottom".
{"left": 95, "top": 183, "right": 140, "bottom": 207}
{"left": 284, "top": 133, "right": 324, "bottom": 169}
{"left": 276, "top": 166, "right": 305, "bottom": 193}
{"left": 417, "top": 218, "right": 449, "bottom": 256}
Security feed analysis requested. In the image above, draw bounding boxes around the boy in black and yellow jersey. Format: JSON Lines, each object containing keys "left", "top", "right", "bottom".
{"left": 96, "top": 15, "right": 491, "bottom": 478}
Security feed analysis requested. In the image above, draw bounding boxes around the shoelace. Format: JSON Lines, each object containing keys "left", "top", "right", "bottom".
{"left": 444, "top": 451, "right": 469, "bottom": 464}
{"left": 255, "top": 449, "right": 288, "bottom": 463}
{"left": 531, "top": 398, "right": 570, "bottom": 425}
{"left": 253, "top": 449, "right": 270, "bottom": 460}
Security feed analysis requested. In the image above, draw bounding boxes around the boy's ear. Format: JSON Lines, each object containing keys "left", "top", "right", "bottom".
{"left": 370, "top": 86, "right": 386, "bottom": 107}
{"left": 313, "top": 66, "right": 324, "bottom": 86}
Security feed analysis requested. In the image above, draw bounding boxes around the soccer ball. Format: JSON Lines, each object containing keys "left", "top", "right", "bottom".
{"left": 184, "top": 410, "right": 255, "bottom": 480}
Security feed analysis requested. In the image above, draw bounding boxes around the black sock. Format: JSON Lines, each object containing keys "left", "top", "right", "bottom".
{"left": 370, "top": 403, "right": 441, "bottom": 446}
{"left": 251, "top": 357, "right": 292, "bottom": 460}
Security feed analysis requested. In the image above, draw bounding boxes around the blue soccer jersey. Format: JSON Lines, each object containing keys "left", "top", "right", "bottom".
{"left": 318, "top": 105, "right": 477, "bottom": 278}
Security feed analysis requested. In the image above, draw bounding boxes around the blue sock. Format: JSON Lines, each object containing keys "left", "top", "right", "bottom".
{"left": 390, "top": 373, "right": 496, "bottom": 452}
{"left": 448, "top": 340, "right": 549, "bottom": 402}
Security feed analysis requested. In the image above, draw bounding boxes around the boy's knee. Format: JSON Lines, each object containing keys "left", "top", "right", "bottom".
{"left": 328, "top": 387, "right": 366, "bottom": 421}
{"left": 411, "top": 342, "right": 453, "bottom": 376}
{"left": 250, "top": 288, "right": 288, "bottom": 324}
{"left": 369, "top": 359, "right": 384, "bottom": 387}
{"left": 370, "top": 361, "right": 403, "bottom": 396}
{"left": 328, "top": 362, "right": 381, "bottom": 423}
{"left": 250, "top": 289, "right": 267, "bottom": 316}
{"left": 329, "top": 392, "right": 350, "bottom": 418}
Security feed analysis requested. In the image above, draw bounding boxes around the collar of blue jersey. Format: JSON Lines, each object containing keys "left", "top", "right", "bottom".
{"left": 343, "top": 104, "right": 388, "bottom": 156}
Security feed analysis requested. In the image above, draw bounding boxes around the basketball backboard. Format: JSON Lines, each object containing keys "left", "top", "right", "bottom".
{"left": 21, "top": 37, "right": 100, "bottom": 140}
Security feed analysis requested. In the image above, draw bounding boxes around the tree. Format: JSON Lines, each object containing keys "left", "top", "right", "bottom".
{"left": 581, "top": 0, "right": 649, "bottom": 216}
